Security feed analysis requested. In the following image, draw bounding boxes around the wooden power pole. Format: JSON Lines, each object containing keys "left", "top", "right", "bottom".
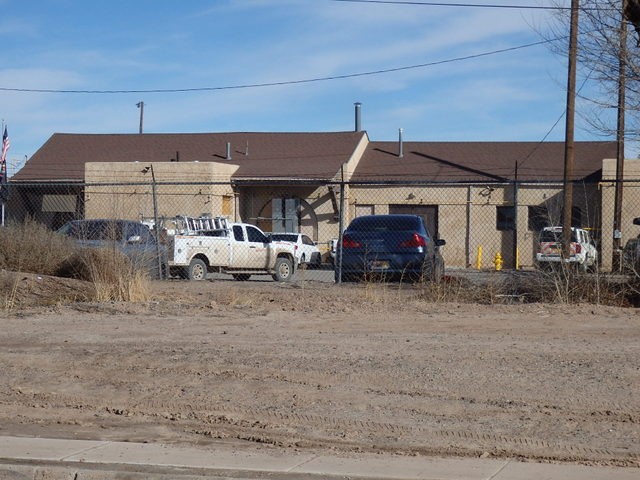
{"left": 613, "top": 1, "right": 629, "bottom": 271}
{"left": 562, "top": 0, "right": 580, "bottom": 259}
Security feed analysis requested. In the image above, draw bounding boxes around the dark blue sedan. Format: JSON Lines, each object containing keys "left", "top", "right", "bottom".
{"left": 337, "top": 214, "right": 445, "bottom": 283}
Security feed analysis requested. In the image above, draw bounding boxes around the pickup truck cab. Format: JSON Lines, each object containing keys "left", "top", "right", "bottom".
{"left": 166, "top": 216, "right": 297, "bottom": 282}
{"left": 535, "top": 226, "right": 598, "bottom": 272}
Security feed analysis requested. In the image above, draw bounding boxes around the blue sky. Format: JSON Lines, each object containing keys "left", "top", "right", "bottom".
{"left": 0, "top": 0, "right": 616, "bottom": 175}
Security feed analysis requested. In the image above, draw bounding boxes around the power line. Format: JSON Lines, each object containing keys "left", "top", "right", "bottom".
{"left": 328, "top": 0, "right": 602, "bottom": 11}
{"left": 330, "top": 0, "right": 565, "bottom": 9}
{"left": 0, "top": 39, "right": 557, "bottom": 95}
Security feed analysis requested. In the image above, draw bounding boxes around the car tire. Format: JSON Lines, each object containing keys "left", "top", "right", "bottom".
{"left": 272, "top": 257, "right": 294, "bottom": 282}
{"left": 188, "top": 258, "right": 207, "bottom": 281}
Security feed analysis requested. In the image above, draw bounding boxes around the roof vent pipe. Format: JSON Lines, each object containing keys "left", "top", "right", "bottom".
{"left": 398, "top": 128, "right": 404, "bottom": 158}
{"left": 226, "top": 142, "right": 232, "bottom": 160}
{"left": 354, "top": 102, "right": 362, "bottom": 132}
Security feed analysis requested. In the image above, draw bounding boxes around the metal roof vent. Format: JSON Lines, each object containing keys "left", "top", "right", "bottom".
{"left": 354, "top": 102, "right": 362, "bottom": 132}
{"left": 398, "top": 128, "right": 404, "bottom": 158}
{"left": 226, "top": 142, "right": 232, "bottom": 160}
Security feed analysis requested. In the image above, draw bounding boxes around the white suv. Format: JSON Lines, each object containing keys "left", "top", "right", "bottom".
{"left": 536, "top": 226, "right": 598, "bottom": 272}
{"left": 269, "top": 233, "right": 321, "bottom": 267}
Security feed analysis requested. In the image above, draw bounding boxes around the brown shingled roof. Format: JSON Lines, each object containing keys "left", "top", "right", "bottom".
{"left": 12, "top": 132, "right": 367, "bottom": 182}
{"left": 353, "top": 141, "right": 616, "bottom": 182}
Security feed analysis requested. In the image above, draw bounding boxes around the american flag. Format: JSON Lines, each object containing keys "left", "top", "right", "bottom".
{"left": 1, "top": 127, "right": 9, "bottom": 164}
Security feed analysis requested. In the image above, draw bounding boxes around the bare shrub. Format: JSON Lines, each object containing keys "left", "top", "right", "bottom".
{"left": 0, "top": 218, "right": 76, "bottom": 275}
{"left": 0, "top": 219, "right": 151, "bottom": 305}
{"left": 56, "top": 248, "right": 150, "bottom": 302}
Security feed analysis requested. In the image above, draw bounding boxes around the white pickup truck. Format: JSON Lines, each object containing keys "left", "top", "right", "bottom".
{"left": 535, "top": 226, "right": 598, "bottom": 272}
{"left": 165, "top": 216, "right": 297, "bottom": 281}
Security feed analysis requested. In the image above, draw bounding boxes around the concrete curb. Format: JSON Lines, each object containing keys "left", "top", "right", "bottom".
{"left": 0, "top": 436, "right": 637, "bottom": 480}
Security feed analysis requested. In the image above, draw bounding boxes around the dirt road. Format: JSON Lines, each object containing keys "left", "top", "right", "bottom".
{"left": 0, "top": 277, "right": 638, "bottom": 467}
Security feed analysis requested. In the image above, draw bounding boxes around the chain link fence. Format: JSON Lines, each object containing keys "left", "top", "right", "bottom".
{"left": 2, "top": 178, "right": 640, "bottom": 281}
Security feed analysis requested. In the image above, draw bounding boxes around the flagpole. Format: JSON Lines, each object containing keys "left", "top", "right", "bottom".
{"left": 1, "top": 119, "right": 4, "bottom": 227}
{"left": 1, "top": 121, "right": 7, "bottom": 227}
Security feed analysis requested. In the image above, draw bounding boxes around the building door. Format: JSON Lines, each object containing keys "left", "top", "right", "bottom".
{"left": 389, "top": 204, "right": 439, "bottom": 239}
{"left": 222, "top": 195, "right": 233, "bottom": 217}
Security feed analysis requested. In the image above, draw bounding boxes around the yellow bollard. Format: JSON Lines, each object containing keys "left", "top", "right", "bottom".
{"left": 476, "top": 246, "right": 483, "bottom": 270}
{"left": 494, "top": 252, "right": 503, "bottom": 271}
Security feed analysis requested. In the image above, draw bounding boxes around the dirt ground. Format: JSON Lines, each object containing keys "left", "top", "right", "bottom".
{"left": 0, "top": 271, "right": 639, "bottom": 467}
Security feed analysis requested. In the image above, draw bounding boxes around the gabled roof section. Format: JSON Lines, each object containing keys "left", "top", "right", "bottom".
{"left": 353, "top": 141, "right": 617, "bottom": 182}
{"left": 12, "top": 131, "right": 368, "bottom": 182}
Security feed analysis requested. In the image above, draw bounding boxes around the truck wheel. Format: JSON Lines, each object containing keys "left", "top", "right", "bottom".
{"left": 188, "top": 258, "right": 207, "bottom": 281}
{"left": 272, "top": 257, "right": 294, "bottom": 282}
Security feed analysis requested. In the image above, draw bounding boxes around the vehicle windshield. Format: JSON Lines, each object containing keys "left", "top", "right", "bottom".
{"left": 540, "top": 230, "right": 578, "bottom": 243}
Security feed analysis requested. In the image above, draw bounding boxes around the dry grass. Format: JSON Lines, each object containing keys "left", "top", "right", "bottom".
{"left": 0, "top": 218, "right": 77, "bottom": 275}
{"left": 56, "top": 247, "right": 151, "bottom": 302}
{"left": 0, "top": 220, "right": 151, "bottom": 307}
{"left": 1, "top": 219, "right": 638, "bottom": 309}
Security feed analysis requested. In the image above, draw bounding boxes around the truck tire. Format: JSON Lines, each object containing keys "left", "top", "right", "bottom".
{"left": 188, "top": 258, "right": 207, "bottom": 281}
{"left": 272, "top": 257, "right": 294, "bottom": 282}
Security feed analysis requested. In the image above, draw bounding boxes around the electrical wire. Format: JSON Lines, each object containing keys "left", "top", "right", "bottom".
{"left": 328, "top": 0, "right": 610, "bottom": 11}
{"left": 0, "top": 39, "right": 558, "bottom": 95}
{"left": 329, "top": 0, "right": 569, "bottom": 10}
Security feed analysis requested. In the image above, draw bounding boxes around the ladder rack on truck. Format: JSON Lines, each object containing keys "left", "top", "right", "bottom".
{"left": 174, "top": 216, "right": 229, "bottom": 235}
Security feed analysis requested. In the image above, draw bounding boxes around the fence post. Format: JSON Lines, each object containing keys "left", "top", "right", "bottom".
{"left": 335, "top": 167, "right": 345, "bottom": 284}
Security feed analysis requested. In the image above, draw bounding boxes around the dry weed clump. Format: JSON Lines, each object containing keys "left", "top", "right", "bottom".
{"left": 0, "top": 220, "right": 151, "bottom": 306}
{"left": 0, "top": 218, "right": 76, "bottom": 275}
{"left": 56, "top": 248, "right": 150, "bottom": 302}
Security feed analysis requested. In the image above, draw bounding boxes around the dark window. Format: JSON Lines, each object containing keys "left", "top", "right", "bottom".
{"left": 271, "top": 233, "right": 296, "bottom": 242}
{"left": 571, "top": 207, "right": 582, "bottom": 227}
{"left": 348, "top": 215, "right": 423, "bottom": 233}
{"left": 233, "top": 225, "right": 244, "bottom": 241}
{"left": 496, "top": 206, "right": 515, "bottom": 231}
{"left": 528, "top": 206, "right": 549, "bottom": 231}
{"left": 247, "top": 226, "right": 268, "bottom": 243}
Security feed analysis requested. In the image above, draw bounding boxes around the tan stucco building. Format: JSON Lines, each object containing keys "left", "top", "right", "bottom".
{"left": 10, "top": 131, "right": 622, "bottom": 269}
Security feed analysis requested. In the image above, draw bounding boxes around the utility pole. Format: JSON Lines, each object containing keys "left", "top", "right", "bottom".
{"left": 136, "top": 101, "right": 144, "bottom": 134}
{"left": 562, "top": 0, "right": 580, "bottom": 259}
{"left": 613, "top": 1, "right": 628, "bottom": 271}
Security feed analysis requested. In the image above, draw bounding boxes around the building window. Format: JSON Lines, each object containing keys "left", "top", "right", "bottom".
{"left": 528, "top": 206, "right": 549, "bottom": 231}
{"left": 496, "top": 206, "right": 515, "bottom": 231}
{"left": 571, "top": 207, "right": 582, "bottom": 227}
{"left": 355, "top": 204, "right": 374, "bottom": 217}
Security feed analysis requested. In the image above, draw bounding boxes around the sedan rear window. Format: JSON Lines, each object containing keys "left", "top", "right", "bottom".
{"left": 348, "top": 216, "right": 421, "bottom": 233}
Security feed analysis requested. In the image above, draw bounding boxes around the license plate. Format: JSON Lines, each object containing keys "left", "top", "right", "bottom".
{"left": 370, "top": 260, "right": 389, "bottom": 270}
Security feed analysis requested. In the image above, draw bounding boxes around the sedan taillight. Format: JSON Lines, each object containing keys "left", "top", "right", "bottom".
{"left": 342, "top": 235, "right": 361, "bottom": 248}
{"left": 399, "top": 233, "right": 427, "bottom": 248}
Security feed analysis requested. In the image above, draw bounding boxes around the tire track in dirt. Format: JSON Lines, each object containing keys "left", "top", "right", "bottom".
{"left": 2, "top": 390, "right": 638, "bottom": 464}
{"left": 84, "top": 359, "right": 640, "bottom": 420}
